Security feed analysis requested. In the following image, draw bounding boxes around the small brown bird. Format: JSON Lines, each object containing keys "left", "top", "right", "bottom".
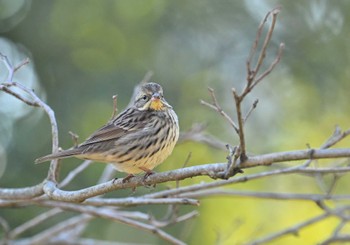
{"left": 35, "top": 82, "right": 179, "bottom": 179}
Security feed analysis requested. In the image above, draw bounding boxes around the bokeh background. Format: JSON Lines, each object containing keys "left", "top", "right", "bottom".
{"left": 1, "top": 0, "right": 349, "bottom": 244}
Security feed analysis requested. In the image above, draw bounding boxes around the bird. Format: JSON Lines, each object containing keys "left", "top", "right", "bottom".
{"left": 35, "top": 82, "right": 179, "bottom": 181}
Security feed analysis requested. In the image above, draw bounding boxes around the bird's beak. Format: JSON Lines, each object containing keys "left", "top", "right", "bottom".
{"left": 149, "top": 93, "right": 171, "bottom": 110}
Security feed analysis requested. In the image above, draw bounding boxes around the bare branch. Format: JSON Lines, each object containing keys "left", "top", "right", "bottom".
{"left": 182, "top": 189, "right": 350, "bottom": 202}
{"left": 35, "top": 201, "right": 186, "bottom": 245}
{"left": 0, "top": 52, "right": 16, "bottom": 82}
{"left": 23, "top": 214, "right": 93, "bottom": 245}
{"left": 0, "top": 54, "right": 60, "bottom": 183}
{"left": 0, "top": 183, "right": 44, "bottom": 200}
{"left": 179, "top": 123, "right": 227, "bottom": 150}
{"left": 320, "top": 235, "right": 350, "bottom": 245}
{"left": 68, "top": 131, "right": 79, "bottom": 147}
{"left": 0, "top": 84, "right": 39, "bottom": 106}
{"left": 200, "top": 87, "right": 239, "bottom": 133}
{"left": 143, "top": 164, "right": 350, "bottom": 199}
{"left": 36, "top": 148, "right": 350, "bottom": 202}
{"left": 59, "top": 161, "right": 92, "bottom": 188}
{"left": 250, "top": 7, "right": 281, "bottom": 83}
{"left": 247, "top": 211, "right": 331, "bottom": 245}
{"left": 150, "top": 210, "right": 199, "bottom": 228}
{"left": 250, "top": 42, "right": 285, "bottom": 90}
{"left": 9, "top": 208, "right": 62, "bottom": 239}
{"left": 128, "top": 71, "right": 154, "bottom": 107}
{"left": 244, "top": 99, "right": 259, "bottom": 123}
{"left": 13, "top": 57, "right": 30, "bottom": 73}
{"left": 246, "top": 7, "right": 280, "bottom": 77}
{"left": 110, "top": 94, "right": 118, "bottom": 120}
{"left": 200, "top": 7, "right": 283, "bottom": 165}
{"left": 321, "top": 126, "right": 350, "bottom": 149}
{"left": 0, "top": 216, "right": 10, "bottom": 242}
{"left": 222, "top": 144, "right": 243, "bottom": 179}
{"left": 83, "top": 197, "right": 200, "bottom": 207}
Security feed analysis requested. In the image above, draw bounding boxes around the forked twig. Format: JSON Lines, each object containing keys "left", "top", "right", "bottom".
{"left": 0, "top": 53, "right": 60, "bottom": 183}
{"left": 201, "top": 6, "right": 284, "bottom": 166}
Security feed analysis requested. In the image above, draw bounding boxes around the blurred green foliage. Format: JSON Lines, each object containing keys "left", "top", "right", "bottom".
{"left": 1, "top": 0, "right": 350, "bottom": 244}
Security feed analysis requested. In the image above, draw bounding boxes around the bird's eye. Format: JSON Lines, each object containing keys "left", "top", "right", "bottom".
{"left": 142, "top": 95, "right": 148, "bottom": 100}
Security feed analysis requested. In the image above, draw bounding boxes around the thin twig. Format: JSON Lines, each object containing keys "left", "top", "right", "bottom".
{"left": 0, "top": 52, "right": 15, "bottom": 82}
{"left": 59, "top": 160, "right": 92, "bottom": 188}
{"left": 332, "top": 219, "right": 347, "bottom": 236}
{"left": 250, "top": 42, "right": 285, "bottom": 90}
{"left": 140, "top": 70, "right": 154, "bottom": 84}
{"left": 0, "top": 85, "right": 39, "bottom": 106}
{"left": 247, "top": 211, "right": 331, "bottom": 245}
{"left": 9, "top": 208, "right": 62, "bottom": 239}
{"left": 13, "top": 57, "right": 30, "bottom": 73}
{"left": 24, "top": 214, "right": 93, "bottom": 245}
{"left": 181, "top": 189, "right": 350, "bottom": 201}
{"left": 0, "top": 216, "right": 10, "bottom": 243}
{"left": 35, "top": 201, "right": 186, "bottom": 245}
{"left": 0, "top": 54, "right": 60, "bottom": 182}
{"left": 128, "top": 71, "right": 154, "bottom": 107}
{"left": 321, "top": 126, "right": 350, "bottom": 149}
{"left": 223, "top": 144, "right": 243, "bottom": 179}
{"left": 177, "top": 152, "right": 192, "bottom": 188}
{"left": 110, "top": 94, "right": 118, "bottom": 120}
{"left": 320, "top": 235, "right": 350, "bottom": 245}
{"left": 151, "top": 210, "right": 199, "bottom": 228}
{"left": 200, "top": 87, "right": 239, "bottom": 133}
{"left": 244, "top": 99, "right": 259, "bottom": 123}
{"left": 179, "top": 123, "right": 227, "bottom": 150}
{"left": 246, "top": 7, "right": 279, "bottom": 77}
{"left": 250, "top": 7, "right": 281, "bottom": 84}
{"left": 68, "top": 131, "right": 79, "bottom": 147}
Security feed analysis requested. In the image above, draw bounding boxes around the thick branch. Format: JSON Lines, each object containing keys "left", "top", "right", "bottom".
{"left": 0, "top": 183, "right": 44, "bottom": 200}
{"left": 143, "top": 165, "right": 350, "bottom": 199}
{"left": 37, "top": 148, "right": 350, "bottom": 202}
{"left": 83, "top": 197, "right": 199, "bottom": 207}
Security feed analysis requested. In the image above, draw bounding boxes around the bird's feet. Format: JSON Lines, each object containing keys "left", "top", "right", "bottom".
{"left": 139, "top": 167, "right": 155, "bottom": 181}
{"left": 139, "top": 167, "right": 156, "bottom": 188}
{"left": 112, "top": 174, "right": 135, "bottom": 184}
{"left": 122, "top": 174, "right": 135, "bottom": 183}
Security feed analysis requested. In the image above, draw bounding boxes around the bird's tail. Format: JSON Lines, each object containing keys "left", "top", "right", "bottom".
{"left": 35, "top": 148, "right": 82, "bottom": 164}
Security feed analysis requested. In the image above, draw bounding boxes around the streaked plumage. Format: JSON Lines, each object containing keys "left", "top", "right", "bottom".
{"left": 35, "top": 82, "right": 179, "bottom": 175}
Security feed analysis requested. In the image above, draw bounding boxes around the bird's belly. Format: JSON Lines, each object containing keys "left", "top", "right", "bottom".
{"left": 112, "top": 141, "right": 176, "bottom": 174}
{"left": 78, "top": 140, "right": 176, "bottom": 175}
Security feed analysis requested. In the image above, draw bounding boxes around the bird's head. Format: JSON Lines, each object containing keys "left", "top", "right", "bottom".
{"left": 134, "top": 82, "right": 172, "bottom": 111}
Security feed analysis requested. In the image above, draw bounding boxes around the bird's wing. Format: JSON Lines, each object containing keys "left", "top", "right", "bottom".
{"left": 79, "top": 108, "right": 147, "bottom": 146}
